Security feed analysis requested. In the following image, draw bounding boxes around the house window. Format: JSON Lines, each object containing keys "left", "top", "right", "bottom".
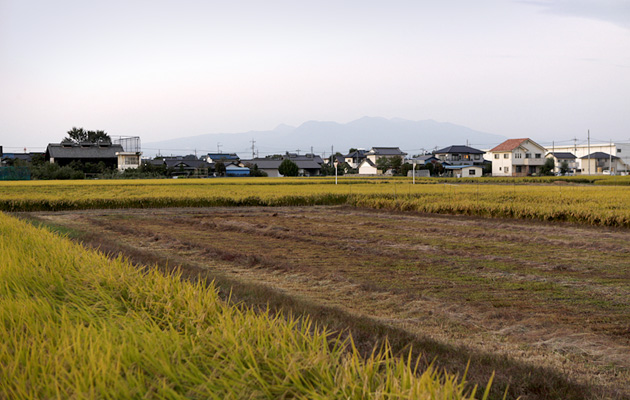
{"left": 525, "top": 153, "right": 531, "bottom": 158}
{"left": 494, "top": 154, "right": 499, "bottom": 159}
{"left": 474, "top": 154, "right": 480, "bottom": 160}
{"left": 499, "top": 167, "right": 502, "bottom": 171}
{"left": 618, "top": 149, "right": 622, "bottom": 153}
{"left": 469, "top": 169, "right": 476, "bottom": 176}
{"left": 503, "top": 154, "right": 509, "bottom": 159}
{"left": 530, "top": 166, "right": 537, "bottom": 173}
{"left": 125, "top": 156, "right": 139, "bottom": 165}
{"left": 535, "top": 153, "right": 541, "bottom": 158}
{"left": 505, "top": 167, "right": 509, "bottom": 173}
{"left": 514, "top": 153, "right": 522, "bottom": 159}
{"left": 515, "top": 166, "right": 522, "bottom": 173}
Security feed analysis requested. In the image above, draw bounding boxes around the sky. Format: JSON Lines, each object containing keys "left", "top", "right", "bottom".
{"left": 1, "top": 0, "right": 629, "bottom": 152}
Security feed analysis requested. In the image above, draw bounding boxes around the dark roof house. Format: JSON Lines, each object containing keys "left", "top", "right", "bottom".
{"left": 206, "top": 153, "right": 240, "bottom": 162}
{"left": 46, "top": 143, "right": 124, "bottom": 168}
{"left": 580, "top": 152, "right": 619, "bottom": 160}
{"left": 410, "top": 155, "right": 439, "bottom": 164}
{"left": 242, "top": 154, "right": 322, "bottom": 177}
{"left": 434, "top": 145, "right": 484, "bottom": 154}
{"left": 434, "top": 145, "right": 485, "bottom": 166}
{"left": 367, "top": 147, "right": 407, "bottom": 156}
{"left": 548, "top": 152, "right": 577, "bottom": 160}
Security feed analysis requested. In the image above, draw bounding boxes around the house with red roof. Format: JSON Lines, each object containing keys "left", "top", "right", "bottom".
{"left": 488, "top": 138, "right": 547, "bottom": 177}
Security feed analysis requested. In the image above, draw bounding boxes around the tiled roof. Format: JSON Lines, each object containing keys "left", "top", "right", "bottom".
{"left": 434, "top": 145, "right": 485, "bottom": 154}
{"left": 358, "top": 158, "right": 376, "bottom": 167}
{"left": 207, "top": 153, "right": 239, "bottom": 160}
{"left": 345, "top": 150, "right": 367, "bottom": 158}
{"left": 243, "top": 158, "right": 321, "bottom": 170}
{"left": 412, "top": 155, "right": 438, "bottom": 161}
{"left": 580, "top": 152, "right": 619, "bottom": 160}
{"left": 368, "top": 147, "right": 407, "bottom": 156}
{"left": 46, "top": 143, "right": 123, "bottom": 159}
{"left": 548, "top": 152, "right": 577, "bottom": 160}
{"left": 164, "top": 159, "right": 211, "bottom": 168}
{"left": 489, "top": 139, "right": 528, "bottom": 152}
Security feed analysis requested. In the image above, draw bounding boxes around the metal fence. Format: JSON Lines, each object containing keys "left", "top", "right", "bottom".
{"left": 0, "top": 167, "right": 31, "bottom": 180}
{"left": 112, "top": 136, "right": 141, "bottom": 153}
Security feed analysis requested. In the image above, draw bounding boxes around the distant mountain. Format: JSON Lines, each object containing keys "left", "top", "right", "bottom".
{"left": 143, "top": 117, "right": 507, "bottom": 158}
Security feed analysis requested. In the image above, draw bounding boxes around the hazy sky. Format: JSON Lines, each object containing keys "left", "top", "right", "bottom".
{"left": 1, "top": 0, "right": 629, "bottom": 152}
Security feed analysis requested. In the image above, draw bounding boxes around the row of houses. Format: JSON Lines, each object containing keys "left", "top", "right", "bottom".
{"left": 3, "top": 137, "right": 628, "bottom": 178}
{"left": 488, "top": 138, "right": 627, "bottom": 176}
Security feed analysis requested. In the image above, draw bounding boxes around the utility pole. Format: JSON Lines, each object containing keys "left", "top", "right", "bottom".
{"left": 412, "top": 159, "right": 416, "bottom": 184}
{"left": 587, "top": 130, "right": 591, "bottom": 175}
{"left": 610, "top": 139, "right": 613, "bottom": 174}
{"left": 552, "top": 141, "right": 555, "bottom": 174}
{"left": 250, "top": 139, "right": 256, "bottom": 159}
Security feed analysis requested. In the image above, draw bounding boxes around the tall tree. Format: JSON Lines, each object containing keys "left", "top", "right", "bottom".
{"left": 278, "top": 159, "right": 299, "bottom": 177}
{"left": 63, "top": 127, "right": 111, "bottom": 144}
{"left": 215, "top": 161, "right": 226, "bottom": 176}
{"left": 540, "top": 158, "right": 555, "bottom": 176}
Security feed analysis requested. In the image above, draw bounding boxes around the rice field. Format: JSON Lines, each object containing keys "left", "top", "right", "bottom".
{"left": 0, "top": 211, "right": 489, "bottom": 399}
{"left": 3, "top": 177, "right": 630, "bottom": 227}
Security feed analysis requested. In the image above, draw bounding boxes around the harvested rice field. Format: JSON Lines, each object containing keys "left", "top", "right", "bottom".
{"left": 24, "top": 206, "right": 630, "bottom": 399}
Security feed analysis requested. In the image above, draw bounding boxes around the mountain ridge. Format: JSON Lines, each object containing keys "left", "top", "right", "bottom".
{"left": 143, "top": 117, "right": 507, "bottom": 157}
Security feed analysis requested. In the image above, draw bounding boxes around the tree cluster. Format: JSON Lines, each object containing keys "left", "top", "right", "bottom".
{"left": 62, "top": 127, "right": 111, "bottom": 144}
{"left": 278, "top": 159, "right": 299, "bottom": 176}
{"left": 376, "top": 156, "right": 403, "bottom": 174}
{"left": 539, "top": 158, "right": 555, "bottom": 176}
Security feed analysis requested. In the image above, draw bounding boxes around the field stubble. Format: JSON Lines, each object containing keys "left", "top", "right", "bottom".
{"left": 26, "top": 206, "right": 630, "bottom": 400}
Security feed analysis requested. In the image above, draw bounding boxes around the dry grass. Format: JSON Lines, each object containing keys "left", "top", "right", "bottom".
{"left": 2, "top": 210, "right": 493, "bottom": 400}
{"left": 23, "top": 206, "right": 630, "bottom": 399}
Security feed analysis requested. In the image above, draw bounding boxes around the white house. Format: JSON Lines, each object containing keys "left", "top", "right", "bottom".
{"left": 443, "top": 165, "right": 483, "bottom": 178}
{"left": 546, "top": 152, "right": 578, "bottom": 175}
{"left": 357, "top": 158, "right": 379, "bottom": 175}
{"left": 344, "top": 149, "right": 367, "bottom": 168}
{"left": 489, "top": 138, "right": 547, "bottom": 177}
